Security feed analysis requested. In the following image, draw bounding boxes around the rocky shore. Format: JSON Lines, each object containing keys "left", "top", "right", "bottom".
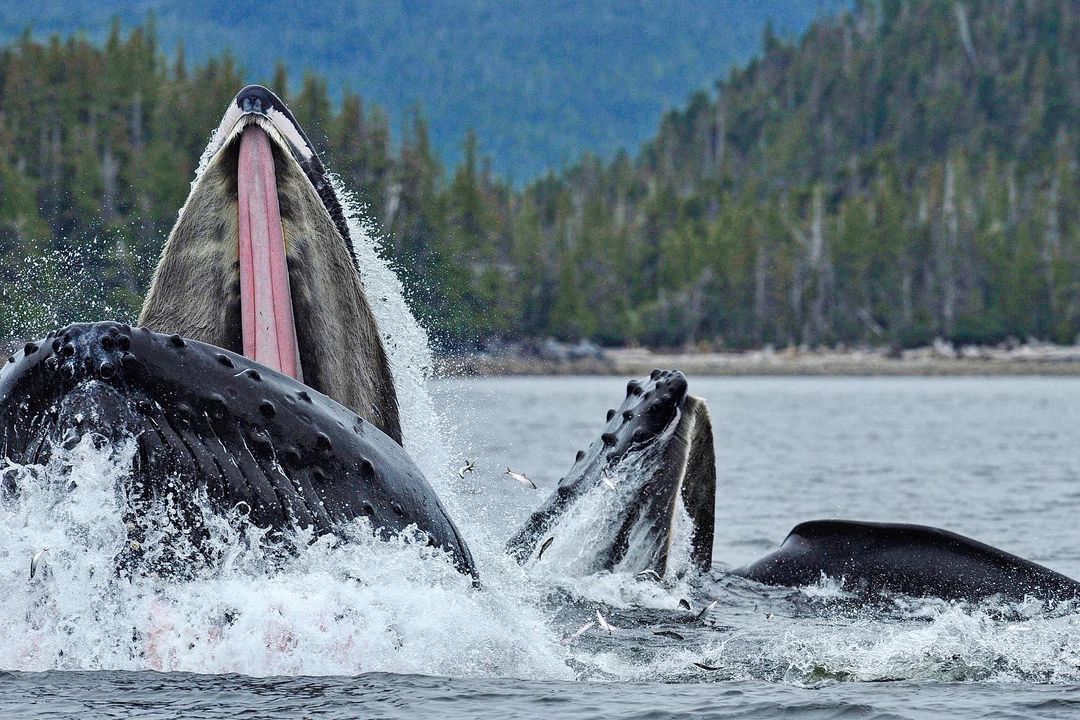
{"left": 437, "top": 338, "right": 1080, "bottom": 377}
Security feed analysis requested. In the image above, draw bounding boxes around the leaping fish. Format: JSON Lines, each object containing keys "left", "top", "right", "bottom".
{"left": 537, "top": 536, "right": 555, "bottom": 560}
{"left": 560, "top": 620, "right": 595, "bottom": 645}
{"left": 30, "top": 548, "right": 48, "bottom": 580}
{"left": 595, "top": 609, "right": 617, "bottom": 634}
{"left": 505, "top": 467, "right": 537, "bottom": 489}
{"left": 600, "top": 468, "right": 619, "bottom": 490}
{"left": 457, "top": 460, "right": 475, "bottom": 479}
{"left": 695, "top": 599, "right": 718, "bottom": 621}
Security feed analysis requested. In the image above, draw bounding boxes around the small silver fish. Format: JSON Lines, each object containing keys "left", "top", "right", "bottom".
{"left": 29, "top": 548, "right": 48, "bottom": 580}
{"left": 636, "top": 569, "right": 662, "bottom": 582}
{"left": 505, "top": 467, "right": 537, "bottom": 489}
{"left": 560, "top": 620, "right": 595, "bottom": 645}
{"left": 695, "top": 599, "right": 718, "bottom": 620}
{"left": 457, "top": 460, "right": 475, "bottom": 479}
{"left": 600, "top": 468, "right": 619, "bottom": 490}
{"left": 537, "top": 536, "right": 555, "bottom": 560}
{"left": 653, "top": 629, "right": 685, "bottom": 641}
{"left": 595, "top": 609, "right": 617, "bottom": 634}
{"left": 693, "top": 662, "right": 722, "bottom": 671}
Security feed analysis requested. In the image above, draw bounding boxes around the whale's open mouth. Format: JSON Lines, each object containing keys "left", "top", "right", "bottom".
{"left": 206, "top": 85, "right": 341, "bottom": 383}
{"left": 139, "top": 85, "right": 402, "bottom": 443}
{"left": 506, "top": 369, "right": 716, "bottom": 576}
{"left": 0, "top": 86, "right": 471, "bottom": 582}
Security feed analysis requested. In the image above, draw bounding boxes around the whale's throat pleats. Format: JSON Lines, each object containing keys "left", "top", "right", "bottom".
{"left": 139, "top": 141, "right": 243, "bottom": 356}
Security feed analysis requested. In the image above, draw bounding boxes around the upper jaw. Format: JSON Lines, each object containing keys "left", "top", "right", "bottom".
{"left": 205, "top": 85, "right": 316, "bottom": 170}
{"left": 201, "top": 85, "right": 354, "bottom": 256}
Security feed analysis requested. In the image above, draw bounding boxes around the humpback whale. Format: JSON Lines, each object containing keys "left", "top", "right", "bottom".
{"left": 0, "top": 322, "right": 474, "bottom": 576}
{"left": 510, "top": 371, "right": 1080, "bottom": 602}
{"left": 507, "top": 369, "right": 716, "bottom": 577}
{"left": 0, "top": 86, "right": 476, "bottom": 577}
{"left": 2, "top": 83, "right": 1072, "bottom": 603}
{"left": 733, "top": 520, "right": 1080, "bottom": 602}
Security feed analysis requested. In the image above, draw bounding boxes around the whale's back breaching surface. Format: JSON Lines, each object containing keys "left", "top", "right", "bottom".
{"left": 734, "top": 520, "right": 1080, "bottom": 602}
{"left": 0, "top": 322, "right": 475, "bottom": 577}
{"left": 507, "top": 369, "right": 716, "bottom": 577}
{"left": 139, "top": 86, "right": 401, "bottom": 445}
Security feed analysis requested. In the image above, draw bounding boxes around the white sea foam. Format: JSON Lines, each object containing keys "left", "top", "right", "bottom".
{"left": 741, "top": 602, "right": 1080, "bottom": 685}
{"left": 0, "top": 187, "right": 570, "bottom": 679}
{"left": 0, "top": 433, "right": 568, "bottom": 677}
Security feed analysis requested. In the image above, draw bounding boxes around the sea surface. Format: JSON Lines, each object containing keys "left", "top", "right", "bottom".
{"left": 5, "top": 375, "right": 1080, "bottom": 719}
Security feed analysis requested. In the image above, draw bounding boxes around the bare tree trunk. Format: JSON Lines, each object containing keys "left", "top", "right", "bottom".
{"left": 1006, "top": 166, "right": 1018, "bottom": 228}
{"left": 953, "top": 2, "right": 977, "bottom": 67}
{"left": 809, "top": 184, "right": 830, "bottom": 344}
{"left": 1043, "top": 172, "right": 1061, "bottom": 317}
{"left": 754, "top": 241, "right": 767, "bottom": 341}
{"left": 130, "top": 92, "right": 144, "bottom": 151}
{"left": 783, "top": 186, "right": 830, "bottom": 345}
{"left": 781, "top": 193, "right": 806, "bottom": 344}
{"left": 384, "top": 182, "right": 402, "bottom": 234}
{"left": 102, "top": 144, "right": 119, "bottom": 224}
{"left": 941, "top": 158, "right": 959, "bottom": 336}
{"left": 902, "top": 269, "right": 913, "bottom": 326}
{"left": 711, "top": 92, "right": 726, "bottom": 174}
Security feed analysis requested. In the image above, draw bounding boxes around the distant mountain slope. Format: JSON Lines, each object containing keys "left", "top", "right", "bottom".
{"left": 2, "top": 1, "right": 1076, "bottom": 350}
{"left": 0, "top": 0, "right": 847, "bottom": 180}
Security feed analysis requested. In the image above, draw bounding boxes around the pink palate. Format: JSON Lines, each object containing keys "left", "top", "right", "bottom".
{"left": 237, "top": 124, "right": 303, "bottom": 381}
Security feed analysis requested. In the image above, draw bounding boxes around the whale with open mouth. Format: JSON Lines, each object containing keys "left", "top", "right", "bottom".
{"left": 0, "top": 86, "right": 475, "bottom": 577}
{"left": 509, "top": 372, "right": 1080, "bottom": 602}
{"left": 140, "top": 85, "right": 401, "bottom": 444}
{"left": 506, "top": 369, "right": 716, "bottom": 577}
{"left": 2, "top": 84, "right": 1075, "bottom": 604}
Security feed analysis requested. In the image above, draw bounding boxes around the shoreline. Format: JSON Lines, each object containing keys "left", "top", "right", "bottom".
{"left": 437, "top": 344, "right": 1080, "bottom": 377}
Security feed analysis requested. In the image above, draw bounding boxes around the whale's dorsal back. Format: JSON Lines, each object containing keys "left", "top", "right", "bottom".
{"left": 734, "top": 519, "right": 1080, "bottom": 601}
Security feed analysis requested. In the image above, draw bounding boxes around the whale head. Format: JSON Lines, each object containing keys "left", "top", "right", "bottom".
{"left": 507, "top": 369, "right": 715, "bottom": 577}
{"left": 138, "top": 86, "right": 402, "bottom": 444}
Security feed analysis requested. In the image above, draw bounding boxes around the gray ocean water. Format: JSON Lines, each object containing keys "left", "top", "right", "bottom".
{"left": 5, "top": 375, "right": 1080, "bottom": 718}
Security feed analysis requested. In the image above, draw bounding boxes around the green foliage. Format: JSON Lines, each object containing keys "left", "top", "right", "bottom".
{"left": 1, "top": 1, "right": 1079, "bottom": 351}
{"left": 0, "top": 0, "right": 847, "bottom": 181}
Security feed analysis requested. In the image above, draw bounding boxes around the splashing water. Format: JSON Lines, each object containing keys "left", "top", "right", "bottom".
{"left": 331, "top": 179, "right": 451, "bottom": 486}
{"left": 0, "top": 233, "right": 149, "bottom": 346}
{"left": 4, "top": 149, "right": 1080, "bottom": 687}
{"left": 0, "top": 181, "right": 572, "bottom": 678}
{"left": 0, "top": 429, "right": 571, "bottom": 677}
{"left": 521, "top": 439, "right": 696, "bottom": 588}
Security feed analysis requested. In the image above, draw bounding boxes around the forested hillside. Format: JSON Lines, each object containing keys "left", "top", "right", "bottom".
{"left": 0, "top": 1, "right": 1078, "bottom": 350}
{"left": 0, "top": 0, "right": 845, "bottom": 179}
